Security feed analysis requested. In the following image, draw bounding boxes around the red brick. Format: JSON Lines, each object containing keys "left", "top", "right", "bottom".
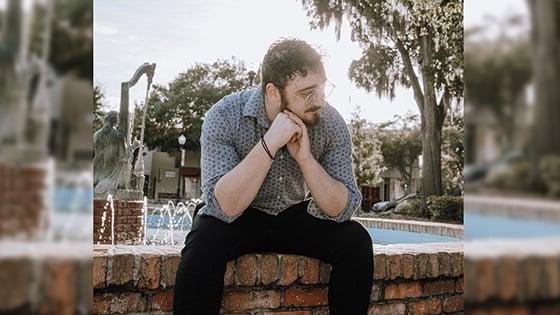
{"left": 108, "top": 253, "right": 135, "bottom": 286}
{"left": 497, "top": 256, "right": 518, "bottom": 301}
{"left": 161, "top": 255, "right": 180, "bottom": 287}
{"left": 279, "top": 255, "right": 299, "bottom": 286}
{"left": 283, "top": 287, "right": 328, "bottom": 306}
{"left": 476, "top": 258, "right": 496, "bottom": 302}
{"left": 222, "top": 290, "right": 281, "bottom": 311}
{"left": 544, "top": 256, "right": 560, "bottom": 299}
{"left": 388, "top": 254, "right": 402, "bottom": 279}
{"left": 423, "top": 279, "right": 456, "bottom": 296}
{"left": 260, "top": 254, "right": 279, "bottom": 286}
{"left": 235, "top": 255, "right": 258, "bottom": 286}
{"left": 110, "top": 292, "right": 146, "bottom": 313}
{"left": 301, "top": 257, "right": 320, "bottom": 284}
{"left": 0, "top": 259, "right": 31, "bottom": 310}
{"left": 401, "top": 254, "right": 414, "bottom": 279}
{"left": 414, "top": 253, "right": 430, "bottom": 279}
{"left": 38, "top": 260, "right": 78, "bottom": 315}
{"left": 373, "top": 254, "right": 386, "bottom": 280}
{"left": 368, "top": 303, "right": 406, "bottom": 315}
{"left": 408, "top": 298, "right": 442, "bottom": 314}
{"left": 92, "top": 256, "right": 107, "bottom": 289}
{"left": 384, "top": 281, "right": 422, "bottom": 299}
{"left": 443, "top": 295, "right": 463, "bottom": 312}
{"left": 224, "top": 260, "right": 235, "bottom": 286}
{"left": 256, "top": 311, "right": 312, "bottom": 315}
{"left": 150, "top": 290, "right": 173, "bottom": 312}
{"left": 318, "top": 262, "right": 331, "bottom": 284}
{"left": 138, "top": 255, "right": 161, "bottom": 289}
{"left": 429, "top": 254, "right": 439, "bottom": 277}
{"left": 450, "top": 252, "right": 463, "bottom": 277}
{"left": 93, "top": 293, "right": 111, "bottom": 315}
{"left": 456, "top": 278, "right": 464, "bottom": 293}
{"left": 438, "top": 252, "right": 451, "bottom": 277}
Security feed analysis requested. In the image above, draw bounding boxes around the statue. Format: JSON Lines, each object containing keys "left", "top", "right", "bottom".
{"left": 92, "top": 62, "right": 155, "bottom": 197}
{"left": 93, "top": 111, "right": 128, "bottom": 196}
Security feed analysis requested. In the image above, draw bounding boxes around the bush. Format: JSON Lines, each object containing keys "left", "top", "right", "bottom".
{"left": 395, "top": 198, "right": 424, "bottom": 216}
{"left": 426, "top": 196, "right": 463, "bottom": 223}
{"left": 486, "top": 160, "right": 531, "bottom": 191}
{"left": 540, "top": 155, "right": 560, "bottom": 197}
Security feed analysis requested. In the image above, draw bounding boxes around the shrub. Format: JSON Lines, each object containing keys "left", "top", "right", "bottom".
{"left": 426, "top": 196, "right": 463, "bottom": 223}
{"left": 540, "top": 155, "right": 560, "bottom": 197}
{"left": 486, "top": 160, "right": 531, "bottom": 191}
{"left": 395, "top": 198, "right": 424, "bottom": 216}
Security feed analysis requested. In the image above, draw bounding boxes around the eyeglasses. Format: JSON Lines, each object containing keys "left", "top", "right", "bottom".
{"left": 288, "top": 80, "right": 335, "bottom": 107}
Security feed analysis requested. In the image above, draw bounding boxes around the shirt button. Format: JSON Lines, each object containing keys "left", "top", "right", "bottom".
{"left": 277, "top": 196, "right": 281, "bottom": 200}
{"left": 279, "top": 154, "right": 283, "bottom": 159}
{"left": 279, "top": 176, "right": 283, "bottom": 181}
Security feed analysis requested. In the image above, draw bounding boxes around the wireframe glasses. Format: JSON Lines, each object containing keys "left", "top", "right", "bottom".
{"left": 290, "top": 80, "right": 335, "bottom": 107}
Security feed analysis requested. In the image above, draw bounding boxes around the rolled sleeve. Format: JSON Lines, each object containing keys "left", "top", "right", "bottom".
{"left": 199, "top": 105, "right": 242, "bottom": 223}
{"left": 306, "top": 112, "right": 362, "bottom": 222}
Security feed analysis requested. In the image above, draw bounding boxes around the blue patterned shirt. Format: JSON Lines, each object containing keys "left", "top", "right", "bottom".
{"left": 197, "top": 87, "right": 362, "bottom": 223}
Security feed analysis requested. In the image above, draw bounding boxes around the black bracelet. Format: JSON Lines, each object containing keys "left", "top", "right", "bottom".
{"left": 261, "top": 136, "right": 274, "bottom": 160}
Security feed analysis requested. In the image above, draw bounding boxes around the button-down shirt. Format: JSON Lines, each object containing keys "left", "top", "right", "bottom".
{"left": 197, "top": 87, "right": 362, "bottom": 223}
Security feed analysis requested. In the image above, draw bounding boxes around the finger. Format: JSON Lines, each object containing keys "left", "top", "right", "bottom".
{"left": 283, "top": 110, "right": 306, "bottom": 130}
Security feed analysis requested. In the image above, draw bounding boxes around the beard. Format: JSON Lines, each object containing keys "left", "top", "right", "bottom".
{"left": 280, "top": 91, "right": 321, "bottom": 127}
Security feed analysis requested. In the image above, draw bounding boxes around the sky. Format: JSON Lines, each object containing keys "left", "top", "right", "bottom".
{"left": 93, "top": 0, "right": 528, "bottom": 124}
{"left": 93, "top": 0, "right": 418, "bottom": 124}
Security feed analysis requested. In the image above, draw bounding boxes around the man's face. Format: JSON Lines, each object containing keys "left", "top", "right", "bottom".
{"left": 280, "top": 70, "right": 328, "bottom": 127}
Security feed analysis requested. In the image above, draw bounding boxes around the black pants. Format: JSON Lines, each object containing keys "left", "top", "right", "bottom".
{"left": 173, "top": 201, "right": 374, "bottom": 314}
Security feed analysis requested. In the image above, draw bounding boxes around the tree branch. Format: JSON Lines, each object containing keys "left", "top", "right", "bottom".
{"left": 388, "top": 23, "right": 425, "bottom": 114}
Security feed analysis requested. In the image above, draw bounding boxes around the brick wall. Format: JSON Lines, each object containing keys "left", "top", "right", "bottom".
{"left": 0, "top": 241, "right": 92, "bottom": 314}
{"left": 0, "top": 164, "right": 46, "bottom": 240}
{"left": 93, "top": 243, "right": 463, "bottom": 314}
{"left": 465, "top": 237, "right": 560, "bottom": 314}
{"left": 93, "top": 198, "right": 144, "bottom": 245}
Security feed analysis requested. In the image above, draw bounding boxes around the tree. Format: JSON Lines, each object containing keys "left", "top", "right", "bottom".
{"left": 93, "top": 85, "right": 107, "bottom": 131}
{"left": 376, "top": 112, "right": 422, "bottom": 194}
{"left": 301, "top": 0, "right": 463, "bottom": 199}
{"left": 133, "top": 58, "right": 254, "bottom": 154}
{"left": 29, "top": 0, "right": 92, "bottom": 80}
{"left": 527, "top": 1, "right": 560, "bottom": 187}
{"left": 349, "top": 106, "right": 385, "bottom": 188}
{"left": 464, "top": 14, "right": 531, "bottom": 154}
{"left": 441, "top": 104, "right": 464, "bottom": 195}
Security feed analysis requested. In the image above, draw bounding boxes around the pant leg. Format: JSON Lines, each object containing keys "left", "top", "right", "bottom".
{"left": 173, "top": 208, "right": 270, "bottom": 315}
{"left": 266, "top": 201, "right": 374, "bottom": 315}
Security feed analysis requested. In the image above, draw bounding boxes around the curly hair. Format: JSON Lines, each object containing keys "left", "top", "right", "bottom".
{"left": 261, "top": 38, "right": 323, "bottom": 91}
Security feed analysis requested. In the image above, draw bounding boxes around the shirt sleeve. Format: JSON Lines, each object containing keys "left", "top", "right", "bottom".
{"left": 199, "top": 105, "right": 242, "bottom": 223}
{"left": 306, "top": 110, "right": 362, "bottom": 222}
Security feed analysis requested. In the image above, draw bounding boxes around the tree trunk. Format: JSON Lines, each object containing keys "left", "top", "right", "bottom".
{"left": 420, "top": 32, "right": 443, "bottom": 199}
{"left": 528, "top": 0, "right": 560, "bottom": 186}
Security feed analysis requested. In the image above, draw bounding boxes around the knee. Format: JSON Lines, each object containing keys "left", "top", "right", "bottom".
{"left": 343, "top": 221, "right": 373, "bottom": 252}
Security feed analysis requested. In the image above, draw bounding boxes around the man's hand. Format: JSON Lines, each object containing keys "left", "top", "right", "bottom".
{"left": 263, "top": 112, "right": 302, "bottom": 156}
{"left": 284, "top": 110, "right": 313, "bottom": 165}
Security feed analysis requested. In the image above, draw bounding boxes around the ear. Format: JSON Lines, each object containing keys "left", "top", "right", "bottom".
{"left": 265, "top": 83, "right": 280, "bottom": 100}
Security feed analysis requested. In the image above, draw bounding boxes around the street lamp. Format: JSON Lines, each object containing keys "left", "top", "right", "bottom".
{"left": 177, "top": 135, "right": 186, "bottom": 202}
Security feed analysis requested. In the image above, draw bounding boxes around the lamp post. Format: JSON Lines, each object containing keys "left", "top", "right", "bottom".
{"left": 177, "top": 135, "right": 186, "bottom": 202}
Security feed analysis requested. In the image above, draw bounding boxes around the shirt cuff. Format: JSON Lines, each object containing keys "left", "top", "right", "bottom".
{"left": 201, "top": 187, "right": 243, "bottom": 224}
{"left": 306, "top": 188, "right": 362, "bottom": 222}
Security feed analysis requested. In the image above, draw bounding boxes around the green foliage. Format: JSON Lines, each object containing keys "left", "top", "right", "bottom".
{"left": 539, "top": 155, "right": 560, "bottom": 197}
{"left": 350, "top": 106, "right": 385, "bottom": 187}
{"left": 29, "top": 0, "right": 92, "bottom": 80}
{"left": 427, "top": 195, "right": 463, "bottom": 222}
{"left": 377, "top": 112, "right": 422, "bottom": 192}
{"left": 93, "top": 85, "right": 107, "bottom": 131}
{"left": 301, "top": 0, "right": 463, "bottom": 101}
{"left": 441, "top": 108, "right": 464, "bottom": 195}
{"left": 395, "top": 198, "right": 423, "bottom": 216}
{"left": 134, "top": 58, "right": 254, "bottom": 154}
{"left": 486, "top": 160, "right": 532, "bottom": 191}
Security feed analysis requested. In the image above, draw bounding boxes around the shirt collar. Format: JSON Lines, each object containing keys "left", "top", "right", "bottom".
{"left": 243, "top": 87, "right": 271, "bottom": 129}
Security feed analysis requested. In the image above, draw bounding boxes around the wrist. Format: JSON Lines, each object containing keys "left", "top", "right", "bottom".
{"left": 297, "top": 153, "right": 315, "bottom": 168}
{"left": 262, "top": 133, "right": 281, "bottom": 156}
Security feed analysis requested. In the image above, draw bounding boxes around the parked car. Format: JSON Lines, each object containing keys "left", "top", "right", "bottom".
{"left": 371, "top": 192, "right": 418, "bottom": 212}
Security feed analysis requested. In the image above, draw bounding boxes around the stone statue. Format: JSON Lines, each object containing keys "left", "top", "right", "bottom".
{"left": 93, "top": 111, "right": 128, "bottom": 196}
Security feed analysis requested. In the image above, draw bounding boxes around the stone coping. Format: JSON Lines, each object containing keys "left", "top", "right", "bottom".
{"left": 354, "top": 217, "right": 464, "bottom": 239}
{"left": 0, "top": 241, "right": 92, "bottom": 259}
{"left": 465, "top": 237, "right": 560, "bottom": 304}
{"left": 465, "top": 194, "right": 560, "bottom": 221}
{"left": 93, "top": 243, "right": 463, "bottom": 314}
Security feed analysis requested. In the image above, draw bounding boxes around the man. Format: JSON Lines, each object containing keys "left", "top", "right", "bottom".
{"left": 174, "top": 38, "right": 373, "bottom": 314}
